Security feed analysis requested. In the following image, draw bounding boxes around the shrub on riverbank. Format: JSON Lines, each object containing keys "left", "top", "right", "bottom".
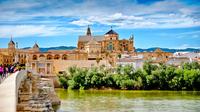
{"left": 58, "top": 62, "right": 200, "bottom": 90}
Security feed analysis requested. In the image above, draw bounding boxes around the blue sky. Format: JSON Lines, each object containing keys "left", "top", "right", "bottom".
{"left": 0, "top": 0, "right": 200, "bottom": 49}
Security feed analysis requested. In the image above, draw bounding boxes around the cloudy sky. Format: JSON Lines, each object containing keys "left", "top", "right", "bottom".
{"left": 0, "top": 0, "right": 200, "bottom": 48}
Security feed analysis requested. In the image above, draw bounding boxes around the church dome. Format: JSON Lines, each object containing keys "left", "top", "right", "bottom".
{"left": 105, "top": 29, "right": 118, "bottom": 35}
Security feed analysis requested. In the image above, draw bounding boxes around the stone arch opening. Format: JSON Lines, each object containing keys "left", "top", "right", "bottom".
{"left": 47, "top": 54, "right": 53, "bottom": 60}
{"left": 32, "top": 55, "right": 37, "bottom": 60}
{"left": 62, "top": 54, "right": 68, "bottom": 60}
{"left": 54, "top": 54, "right": 60, "bottom": 60}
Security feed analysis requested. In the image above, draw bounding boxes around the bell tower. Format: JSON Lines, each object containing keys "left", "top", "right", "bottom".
{"left": 8, "top": 35, "right": 16, "bottom": 63}
{"left": 8, "top": 36, "right": 15, "bottom": 49}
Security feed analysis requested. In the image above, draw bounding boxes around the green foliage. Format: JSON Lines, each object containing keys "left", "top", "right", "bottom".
{"left": 58, "top": 62, "right": 200, "bottom": 90}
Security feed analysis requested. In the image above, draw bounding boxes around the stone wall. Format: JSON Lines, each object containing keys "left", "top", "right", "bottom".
{"left": 53, "top": 60, "right": 109, "bottom": 73}
{"left": 17, "top": 72, "right": 60, "bottom": 112}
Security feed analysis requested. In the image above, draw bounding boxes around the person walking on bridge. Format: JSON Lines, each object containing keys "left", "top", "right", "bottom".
{"left": 0, "top": 65, "right": 4, "bottom": 83}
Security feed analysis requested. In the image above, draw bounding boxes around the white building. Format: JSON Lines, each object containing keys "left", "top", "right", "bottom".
{"left": 116, "top": 56, "right": 144, "bottom": 69}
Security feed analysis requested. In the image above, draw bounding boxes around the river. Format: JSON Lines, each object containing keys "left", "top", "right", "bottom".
{"left": 55, "top": 89, "right": 200, "bottom": 112}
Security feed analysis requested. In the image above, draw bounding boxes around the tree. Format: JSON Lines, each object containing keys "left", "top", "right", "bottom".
{"left": 58, "top": 61, "right": 200, "bottom": 90}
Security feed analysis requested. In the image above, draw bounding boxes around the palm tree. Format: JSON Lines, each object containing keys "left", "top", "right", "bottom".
{"left": 105, "top": 51, "right": 110, "bottom": 67}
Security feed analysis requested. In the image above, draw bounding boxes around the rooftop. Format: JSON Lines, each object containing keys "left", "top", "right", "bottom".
{"left": 105, "top": 29, "right": 118, "bottom": 35}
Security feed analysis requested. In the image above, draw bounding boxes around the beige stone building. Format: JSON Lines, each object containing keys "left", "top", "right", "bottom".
{"left": 137, "top": 48, "right": 172, "bottom": 63}
{"left": 0, "top": 38, "right": 87, "bottom": 75}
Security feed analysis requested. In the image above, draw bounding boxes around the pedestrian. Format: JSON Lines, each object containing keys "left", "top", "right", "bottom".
{"left": 0, "top": 65, "right": 3, "bottom": 81}
{"left": 3, "top": 65, "right": 6, "bottom": 77}
{"left": 10, "top": 65, "right": 15, "bottom": 73}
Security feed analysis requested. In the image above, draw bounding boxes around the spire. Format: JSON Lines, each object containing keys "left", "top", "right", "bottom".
{"left": 33, "top": 41, "right": 39, "bottom": 48}
{"left": 9, "top": 35, "right": 15, "bottom": 45}
{"left": 130, "top": 34, "right": 134, "bottom": 41}
{"left": 86, "top": 25, "right": 91, "bottom": 36}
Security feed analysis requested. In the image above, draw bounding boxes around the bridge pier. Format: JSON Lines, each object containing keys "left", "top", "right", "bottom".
{"left": 0, "top": 71, "right": 60, "bottom": 112}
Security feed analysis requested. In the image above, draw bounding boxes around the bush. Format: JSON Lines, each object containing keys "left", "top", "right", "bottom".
{"left": 58, "top": 62, "right": 200, "bottom": 90}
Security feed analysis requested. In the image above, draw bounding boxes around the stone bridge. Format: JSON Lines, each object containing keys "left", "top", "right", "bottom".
{"left": 0, "top": 70, "right": 60, "bottom": 112}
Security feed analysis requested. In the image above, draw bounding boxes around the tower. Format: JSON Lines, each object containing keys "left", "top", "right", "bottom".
{"left": 104, "top": 26, "right": 118, "bottom": 40}
{"left": 86, "top": 25, "right": 91, "bottom": 36}
{"left": 8, "top": 35, "right": 16, "bottom": 63}
{"left": 129, "top": 34, "right": 135, "bottom": 52}
{"left": 104, "top": 26, "right": 119, "bottom": 52}
{"left": 8, "top": 36, "right": 15, "bottom": 49}
{"left": 32, "top": 42, "right": 40, "bottom": 52}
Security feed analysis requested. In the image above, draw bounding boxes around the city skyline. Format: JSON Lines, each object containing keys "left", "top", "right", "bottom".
{"left": 0, "top": 0, "right": 200, "bottom": 49}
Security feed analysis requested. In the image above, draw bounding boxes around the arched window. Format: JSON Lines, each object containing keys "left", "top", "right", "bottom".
{"left": 33, "top": 55, "right": 37, "bottom": 60}
{"left": 108, "top": 44, "right": 113, "bottom": 51}
{"left": 54, "top": 54, "right": 60, "bottom": 60}
{"left": 21, "top": 59, "right": 24, "bottom": 64}
{"left": 47, "top": 54, "right": 53, "bottom": 60}
{"left": 62, "top": 54, "right": 68, "bottom": 60}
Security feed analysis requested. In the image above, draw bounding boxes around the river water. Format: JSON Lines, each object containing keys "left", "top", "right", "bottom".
{"left": 55, "top": 89, "right": 200, "bottom": 112}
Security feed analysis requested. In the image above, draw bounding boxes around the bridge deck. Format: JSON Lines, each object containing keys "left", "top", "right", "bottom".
{"left": 0, "top": 72, "right": 19, "bottom": 112}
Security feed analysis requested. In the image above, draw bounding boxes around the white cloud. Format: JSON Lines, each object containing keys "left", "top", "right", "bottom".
{"left": 0, "top": 0, "right": 200, "bottom": 38}
{"left": 0, "top": 25, "right": 86, "bottom": 38}
{"left": 70, "top": 19, "right": 93, "bottom": 26}
{"left": 70, "top": 12, "right": 200, "bottom": 28}
{"left": 177, "top": 44, "right": 200, "bottom": 49}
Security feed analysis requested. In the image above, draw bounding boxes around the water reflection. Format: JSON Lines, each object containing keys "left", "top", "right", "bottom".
{"left": 56, "top": 89, "right": 200, "bottom": 112}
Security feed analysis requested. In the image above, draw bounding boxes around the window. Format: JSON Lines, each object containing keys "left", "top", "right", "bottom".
{"left": 33, "top": 55, "right": 37, "bottom": 60}
{"left": 62, "top": 54, "right": 68, "bottom": 60}
{"left": 54, "top": 54, "right": 60, "bottom": 60}
{"left": 47, "top": 54, "right": 53, "bottom": 60}
{"left": 107, "top": 44, "right": 113, "bottom": 51}
{"left": 124, "top": 47, "right": 128, "bottom": 51}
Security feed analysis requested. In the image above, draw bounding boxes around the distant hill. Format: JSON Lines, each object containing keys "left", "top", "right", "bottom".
{"left": 22, "top": 46, "right": 76, "bottom": 52}
{"left": 40, "top": 46, "right": 76, "bottom": 52}
{"left": 23, "top": 46, "right": 200, "bottom": 53}
{"left": 136, "top": 47, "right": 200, "bottom": 53}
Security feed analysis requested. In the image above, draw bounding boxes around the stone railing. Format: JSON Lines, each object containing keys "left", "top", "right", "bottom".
{"left": 15, "top": 70, "right": 28, "bottom": 106}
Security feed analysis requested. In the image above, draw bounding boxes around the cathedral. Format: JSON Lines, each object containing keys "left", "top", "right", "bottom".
{"left": 78, "top": 26, "right": 135, "bottom": 59}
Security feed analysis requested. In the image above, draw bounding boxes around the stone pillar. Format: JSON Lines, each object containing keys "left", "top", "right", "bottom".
{"left": 14, "top": 52, "right": 18, "bottom": 63}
